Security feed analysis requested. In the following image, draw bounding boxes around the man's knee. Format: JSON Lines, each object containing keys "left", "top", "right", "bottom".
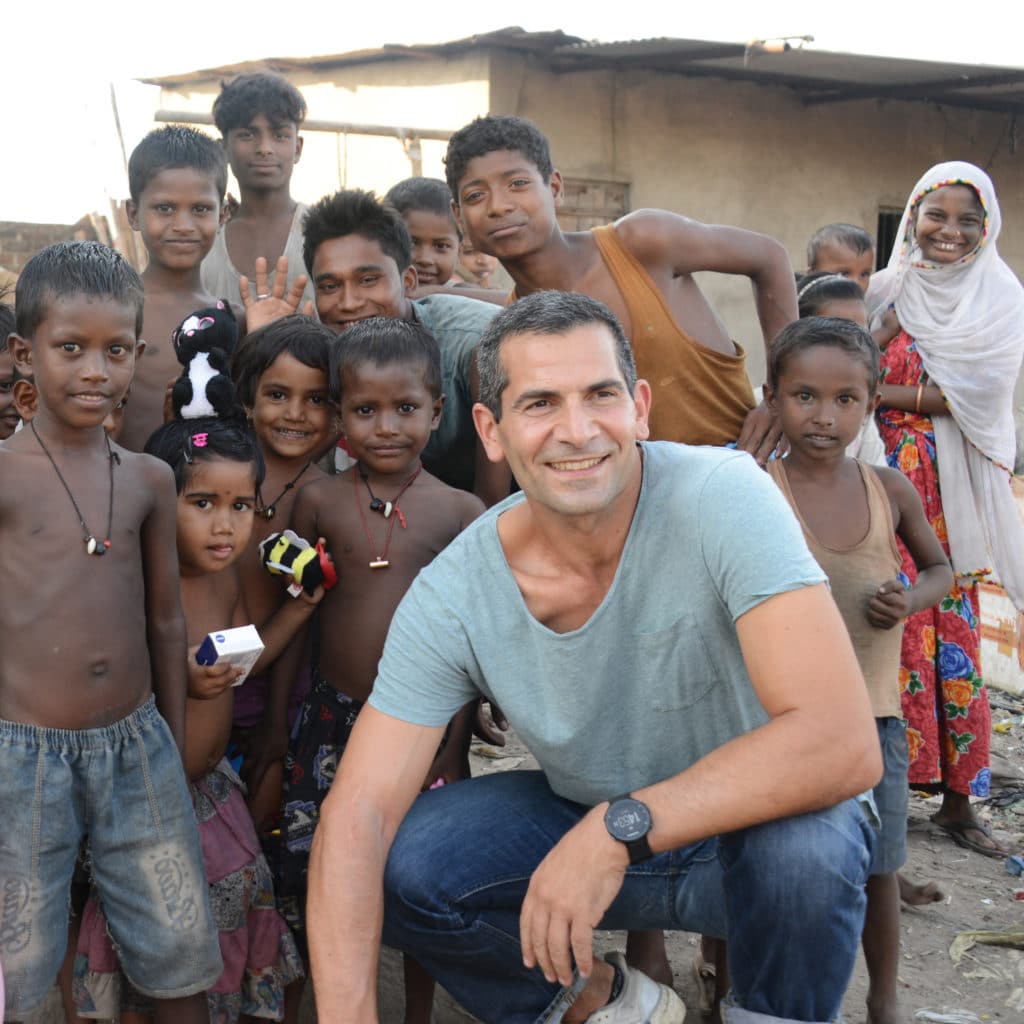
{"left": 383, "top": 772, "right": 578, "bottom": 922}
{"left": 720, "top": 800, "right": 873, "bottom": 908}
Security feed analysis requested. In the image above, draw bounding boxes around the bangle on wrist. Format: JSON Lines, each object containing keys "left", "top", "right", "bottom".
{"left": 915, "top": 384, "right": 923, "bottom": 413}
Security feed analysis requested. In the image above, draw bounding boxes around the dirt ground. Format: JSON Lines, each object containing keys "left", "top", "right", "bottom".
{"left": 30, "top": 696, "right": 1024, "bottom": 1023}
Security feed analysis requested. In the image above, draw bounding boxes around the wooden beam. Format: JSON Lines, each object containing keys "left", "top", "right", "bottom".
{"left": 155, "top": 110, "right": 453, "bottom": 142}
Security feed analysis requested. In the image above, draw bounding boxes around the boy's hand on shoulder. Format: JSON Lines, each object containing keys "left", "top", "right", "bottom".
{"left": 240, "top": 255, "right": 315, "bottom": 333}
{"left": 186, "top": 646, "right": 243, "bottom": 698}
{"left": 735, "top": 400, "right": 784, "bottom": 466}
{"left": 867, "top": 579, "right": 910, "bottom": 629}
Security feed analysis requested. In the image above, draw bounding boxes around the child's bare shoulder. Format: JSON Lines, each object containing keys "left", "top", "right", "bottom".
{"left": 613, "top": 208, "right": 694, "bottom": 263}
{"left": 421, "top": 472, "right": 486, "bottom": 529}
{"left": 871, "top": 463, "right": 915, "bottom": 499}
{"left": 295, "top": 465, "right": 344, "bottom": 505}
{"left": 871, "top": 462, "right": 921, "bottom": 520}
{"left": 113, "top": 446, "right": 177, "bottom": 501}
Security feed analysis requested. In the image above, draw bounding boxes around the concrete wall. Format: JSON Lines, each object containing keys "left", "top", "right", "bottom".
{"left": 494, "top": 52, "right": 1023, "bottom": 392}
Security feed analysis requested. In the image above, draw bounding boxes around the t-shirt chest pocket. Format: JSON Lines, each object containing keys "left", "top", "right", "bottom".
{"left": 631, "top": 611, "right": 723, "bottom": 712}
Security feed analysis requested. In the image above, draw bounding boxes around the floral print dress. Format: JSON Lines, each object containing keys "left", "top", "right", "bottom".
{"left": 878, "top": 330, "right": 991, "bottom": 797}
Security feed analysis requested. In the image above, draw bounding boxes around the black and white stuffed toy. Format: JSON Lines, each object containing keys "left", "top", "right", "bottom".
{"left": 171, "top": 302, "right": 239, "bottom": 420}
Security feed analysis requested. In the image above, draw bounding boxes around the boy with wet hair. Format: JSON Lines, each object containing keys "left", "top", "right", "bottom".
{"left": 206, "top": 71, "right": 314, "bottom": 311}
{"left": 119, "top": 124, "right": 232, "bottom": 451}
{"left": 0, "top": 241, "right": 221, "bottom": 1021}
{"left": 807, "top": 223, "right": 876, "bottom": 294}
{"left": 445, "top": 115, "right": 798, "bottom": 462}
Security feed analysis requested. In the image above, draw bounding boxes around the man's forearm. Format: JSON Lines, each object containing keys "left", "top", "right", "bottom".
{"left": 308, "top": 794, "right": 389, "bottom": 1021}
{"left": 633, "top": 705, "right": 880, "bottom": 856}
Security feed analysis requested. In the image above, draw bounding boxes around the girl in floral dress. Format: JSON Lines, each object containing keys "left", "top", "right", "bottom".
{"left": 868, "top": 161, "right": 1024, "bottom": 856}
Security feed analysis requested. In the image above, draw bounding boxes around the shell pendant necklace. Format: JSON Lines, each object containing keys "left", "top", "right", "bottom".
{"left": 256, "top": 459, "right": 313, "bottom": 520}
{"left": 31, "top": 420, "right": 117, "bottom": 556}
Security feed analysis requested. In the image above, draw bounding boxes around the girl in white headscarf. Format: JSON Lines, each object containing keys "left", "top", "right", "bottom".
{"left": 867, "top": 161, "right": 1024, "bottom": 857}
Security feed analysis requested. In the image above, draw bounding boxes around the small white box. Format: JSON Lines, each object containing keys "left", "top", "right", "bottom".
{"left": 195, "top": 624, "right": 264, "bottom": 686}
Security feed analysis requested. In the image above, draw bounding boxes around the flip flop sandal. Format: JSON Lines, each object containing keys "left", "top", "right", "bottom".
{"left": 691, "top": 951, "right": 716, "bottom": 1016}
{"left": 932, "top": 816, "right": 1008, "bottom": 859}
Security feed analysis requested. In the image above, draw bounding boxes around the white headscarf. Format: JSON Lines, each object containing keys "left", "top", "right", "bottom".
{"left": 866, "top": 161, "right": 1024, "bottom": 610}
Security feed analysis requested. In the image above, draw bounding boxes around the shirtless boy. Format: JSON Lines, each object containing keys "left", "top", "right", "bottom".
{"left": 275, "top": 317, "right": 482, "bottom": 979}
{"left": 0, "top": 241, "right": 220, "bottom": 1021}
{"left": 445, "top": 115, "right": 798, "bottom": 460}
{"left": 205, "top": 72, "right": 314, "bottom": 312}
{"left": 119, "top": 125, "right": 233, "bottom": 451}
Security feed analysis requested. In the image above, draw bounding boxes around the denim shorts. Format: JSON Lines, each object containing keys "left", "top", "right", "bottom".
{"left": 0, "top": 698, "right": 222, "bottom": 1017}
{"left": 870, "top": 716, "right": 910, "bottom": 875}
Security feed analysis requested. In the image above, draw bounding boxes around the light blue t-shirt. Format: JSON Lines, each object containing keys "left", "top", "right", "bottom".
{"left": 411, "top": 294, "right": 499, "bottom": 493}
{"left": 370, "top": 442, "right": 827, "bottom": 805}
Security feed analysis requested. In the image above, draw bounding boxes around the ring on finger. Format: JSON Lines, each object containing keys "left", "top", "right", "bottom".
{"left": 257, "top": 293, "right": 271, "bottom": 300}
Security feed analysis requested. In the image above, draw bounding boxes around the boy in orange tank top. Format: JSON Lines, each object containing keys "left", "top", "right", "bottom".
{"left": 765, "top": 316, "right": 952, "bottom": 1024}
{"left": 445, "top": 115, "right": 798, "bottom": 460}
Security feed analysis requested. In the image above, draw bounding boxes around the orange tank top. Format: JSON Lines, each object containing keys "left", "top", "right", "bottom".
{"left": 591, "top": 225, "right": 755, "bottom": 445}
{"left": 768, "top": 458, "right": 904, "bottom": 718}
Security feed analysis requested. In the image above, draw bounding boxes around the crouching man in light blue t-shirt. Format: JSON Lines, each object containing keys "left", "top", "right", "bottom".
{"left": 306, "top": 291, "right": 881, "bottom": 1024}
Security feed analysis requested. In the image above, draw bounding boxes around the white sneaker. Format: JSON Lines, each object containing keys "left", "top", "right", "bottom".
{"left": 585, "top": 952, "right": 686, "bottom": 1024}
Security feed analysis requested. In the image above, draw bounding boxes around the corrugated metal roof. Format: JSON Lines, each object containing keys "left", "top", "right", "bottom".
{"left": 142, "top": 27, "right": 1024, "bottom": 114}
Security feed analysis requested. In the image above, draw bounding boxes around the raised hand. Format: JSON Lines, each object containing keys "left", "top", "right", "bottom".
{"left": 239, "top": 255, "right": 315, "bottom": 332}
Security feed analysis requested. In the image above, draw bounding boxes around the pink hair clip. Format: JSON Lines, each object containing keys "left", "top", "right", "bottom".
{"left": 192, "top": 432, "right": 209, "bottom": 448}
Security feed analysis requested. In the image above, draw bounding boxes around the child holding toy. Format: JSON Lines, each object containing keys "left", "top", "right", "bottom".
{"left": 274, "top": 316, "right": 483, "bottom": 1022}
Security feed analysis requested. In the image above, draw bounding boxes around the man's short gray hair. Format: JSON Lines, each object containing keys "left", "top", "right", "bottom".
{"left": 476, "top": 291, "right": 637, "bottom": 420}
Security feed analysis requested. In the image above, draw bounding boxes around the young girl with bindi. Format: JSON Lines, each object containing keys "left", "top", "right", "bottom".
{"left": 868, "top": 161, "right": 1024, "bottom": 857}
{"left": 74, "top": 411, "right": 324, "bottom": 1022}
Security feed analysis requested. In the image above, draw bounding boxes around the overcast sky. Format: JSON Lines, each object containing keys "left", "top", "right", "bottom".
{"left": 7, "top": 0, "right": 1021, "bottom": 223}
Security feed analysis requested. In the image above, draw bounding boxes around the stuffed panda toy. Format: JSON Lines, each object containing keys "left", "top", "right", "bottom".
{"left": 171, "top": 302, "right": 239, "bottom": 420}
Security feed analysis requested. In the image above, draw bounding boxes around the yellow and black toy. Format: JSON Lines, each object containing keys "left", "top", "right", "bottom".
{"left": 259, "top": 529, "right": 337, "bottom": 596}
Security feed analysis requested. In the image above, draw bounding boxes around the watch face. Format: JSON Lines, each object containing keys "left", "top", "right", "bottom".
{"left": 606, "top": 798, "right": 652, "bottom": 842}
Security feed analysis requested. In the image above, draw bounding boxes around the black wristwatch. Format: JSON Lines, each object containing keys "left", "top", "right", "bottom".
{"left": 604, "top": 794, "right": 653, "bottom": 864}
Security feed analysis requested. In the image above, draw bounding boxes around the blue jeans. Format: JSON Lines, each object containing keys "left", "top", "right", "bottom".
{"left": 0, "top": 699, "right": 222, "bottom": 1018}
{"left": 382, "top": 771, "right": 873, "bottom": 1024}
